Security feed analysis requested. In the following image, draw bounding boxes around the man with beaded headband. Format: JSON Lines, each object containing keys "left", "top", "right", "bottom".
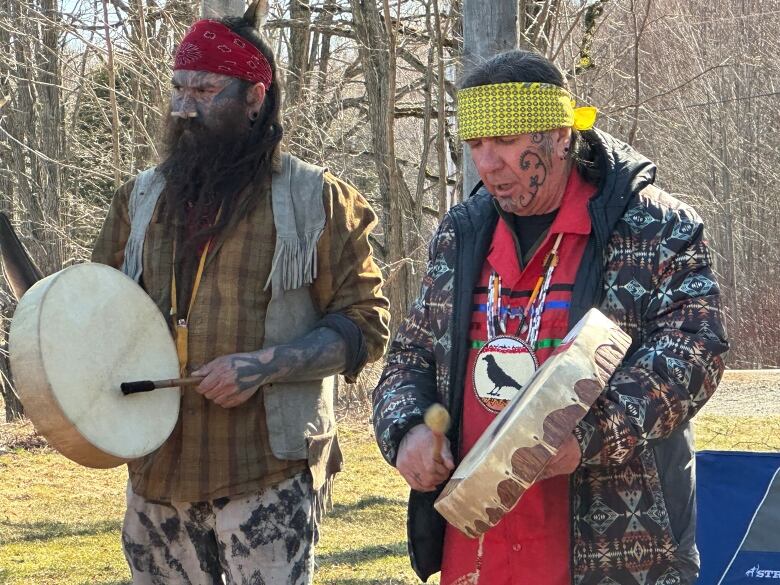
{"left": 373, "top": 50, "right": 728, "bottom": 585}
{"left": 92, "top": 2, "right": 390, "bottom": 583}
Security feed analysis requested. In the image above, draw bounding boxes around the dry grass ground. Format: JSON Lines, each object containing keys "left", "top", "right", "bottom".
{"left": 1, "top": 371, "right": 778, "bottom": 584}
{"left": 0, "top": 418, "right": 429, "bottom": 585}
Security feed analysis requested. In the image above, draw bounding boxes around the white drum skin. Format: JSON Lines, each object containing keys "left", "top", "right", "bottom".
{"left": 9, "top": 263, "right": 180, "bottom": 468}
{"left": 434, "top": 309, "right": 632, "bottom": 538}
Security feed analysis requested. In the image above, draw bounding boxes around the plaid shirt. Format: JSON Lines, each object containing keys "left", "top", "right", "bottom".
{"left": 93, "top": 165, "right": 390, "bottom": 502}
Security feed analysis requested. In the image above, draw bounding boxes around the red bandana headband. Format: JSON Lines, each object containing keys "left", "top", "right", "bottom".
{"left": 174, "top": 20, "right": 273, "bottom": 87}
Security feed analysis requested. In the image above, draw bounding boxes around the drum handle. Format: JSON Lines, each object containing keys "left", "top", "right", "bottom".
{"left": 431, "top": 434, "right": 444, "bottom": 465}
{"left": 120, "top": 376, "right": 204, "bottom": 395}
{"left": 424, "top": 404, "right": 451, "bottom": 465}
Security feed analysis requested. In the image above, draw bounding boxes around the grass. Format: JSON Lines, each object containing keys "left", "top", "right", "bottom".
{"left": 314, "top": 423, "right": 430, "bottom": 585}
{"left": 0, "top": 420, "right": 430, "bottom": 585}
{"left": 1, "top": 413, "right": 779, "bottom": 585}
{"left": 694, "top": 414, "right": 780, "bottom": 452}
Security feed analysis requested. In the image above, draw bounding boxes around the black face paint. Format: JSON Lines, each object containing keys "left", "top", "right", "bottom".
{"left": 212, "top": 78, "right": 245, "bottom": 103}
{"left": 170, "top": 71, "right": 248, "bottom": 128}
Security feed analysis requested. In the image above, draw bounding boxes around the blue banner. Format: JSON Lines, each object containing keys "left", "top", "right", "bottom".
{"left": 697, "top": 451, "right": 780, "bottom": 584}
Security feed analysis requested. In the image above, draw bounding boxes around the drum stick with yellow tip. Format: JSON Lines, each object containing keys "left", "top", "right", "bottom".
{"left": 121, "top": 376, "right": 204, "bottom": 395}
{"left": 424, "top": 403, "right": 451, "bottom": 464}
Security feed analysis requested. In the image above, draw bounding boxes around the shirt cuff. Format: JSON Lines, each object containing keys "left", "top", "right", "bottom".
{"left": 316, "top": 313, "right": 368, "bottom": 383}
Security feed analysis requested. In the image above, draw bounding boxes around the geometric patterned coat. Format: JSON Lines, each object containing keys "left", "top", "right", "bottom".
{"left": 372, "top": 129, "right": 729, "bottom": 585}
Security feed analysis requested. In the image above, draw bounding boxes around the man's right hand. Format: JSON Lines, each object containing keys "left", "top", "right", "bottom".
{"left": 396, "top": 423, "right": 455, "bottom": 492}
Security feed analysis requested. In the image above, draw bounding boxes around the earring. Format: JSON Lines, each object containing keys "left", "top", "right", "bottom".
{"left": 561, "top": 146, "right": 570, "bottom": 160}
{"left": 250, "top": 111, "right": 259, "bottom": 121}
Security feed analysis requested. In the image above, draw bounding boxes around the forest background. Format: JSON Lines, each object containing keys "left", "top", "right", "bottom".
{"left": 1, "top": 0, "right": 778, "bottom": 420}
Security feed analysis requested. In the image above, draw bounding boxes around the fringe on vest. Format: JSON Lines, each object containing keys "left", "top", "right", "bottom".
{"left": 121, "top": 236, "right": 142, "bottom": 282}
{"left": 121, "top": 166, "right": 163, "bottom": 283}
{"left": 312, "top": 473, "right": 336, "bottom": 526}
{"left": 264, "top": 229, "right": 323, "bottom": 292}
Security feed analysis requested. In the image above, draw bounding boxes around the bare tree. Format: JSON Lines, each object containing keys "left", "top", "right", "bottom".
{"left": 461, "top": 0, "right": 517, "bottom": 192}
{"left": 1, "top": 0, "right": 777, "bottom": 421}
{"left": 586, "top": 0, "right": 780, "bottom": 367}
{"left": 348, "top": 0, "right": 418, "bottom": 327}
{"left": 0, "top": 0, "right": 67, "bottom": 418}
{"left": 202, "top": 0, "right": 245, "bottom": 18}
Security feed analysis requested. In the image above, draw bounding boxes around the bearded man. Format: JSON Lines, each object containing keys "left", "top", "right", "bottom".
{"left": 92, "top": 6, "right": 390, "bottom": 584}
{"left": 373, "top": 50, "right": 728, "bottom": 585}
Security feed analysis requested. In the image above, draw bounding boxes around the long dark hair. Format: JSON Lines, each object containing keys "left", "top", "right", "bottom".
{"left": 220, "top": 11, "right": 284, "bottom": 164}
{"left": 460, "top": 50, "right": 599, "bottom": 183}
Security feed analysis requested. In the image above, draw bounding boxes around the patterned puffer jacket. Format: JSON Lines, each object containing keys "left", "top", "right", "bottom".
{"left": 372, "top": 129, "right": 729, "bottom": 585}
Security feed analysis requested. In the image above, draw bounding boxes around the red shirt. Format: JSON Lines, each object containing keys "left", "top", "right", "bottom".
{"left": 441, "top": 170, "right": 595, "bottom": 585}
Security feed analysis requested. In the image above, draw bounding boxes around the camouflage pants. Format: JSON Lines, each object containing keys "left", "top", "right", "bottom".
{"left": 122, "top": 471, "right": 315, "bottom": 585}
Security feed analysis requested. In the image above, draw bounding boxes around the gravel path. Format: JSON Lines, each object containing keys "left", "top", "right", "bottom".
{"left": 700, "top": 370, "right": 780, "bottom": 417}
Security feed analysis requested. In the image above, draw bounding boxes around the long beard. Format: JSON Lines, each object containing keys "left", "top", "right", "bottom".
{"left": 158, "top": 111, "right": 252, "bottom": 211}
{"left": 156, "top": 107, "right": 267, "bottom": 259}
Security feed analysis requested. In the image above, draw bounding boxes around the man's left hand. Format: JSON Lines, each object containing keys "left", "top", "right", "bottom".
{"left": 538, "top": 435, "right": 582, "bottom": 480}
{"left": 192, "top": 350, "right": 273, "bottom": 409}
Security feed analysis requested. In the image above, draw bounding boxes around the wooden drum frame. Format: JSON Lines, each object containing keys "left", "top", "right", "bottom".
{"left": 434, "top": 308, "right": 632, "bottom": 538}
{"left": 9, "top": 263, "right": 181, "bottom": 468}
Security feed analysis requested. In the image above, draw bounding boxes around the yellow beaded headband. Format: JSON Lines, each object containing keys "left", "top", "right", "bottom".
{"left": 457, "top": 82, "right": 598, "bottom": 140}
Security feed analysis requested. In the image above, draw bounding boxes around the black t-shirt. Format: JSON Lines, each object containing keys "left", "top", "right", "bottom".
{"left": 512, "top": 211, "right": 557, "bottom": 263}
{"left": 495, "top": 202, "right": 557, "bottom": 269}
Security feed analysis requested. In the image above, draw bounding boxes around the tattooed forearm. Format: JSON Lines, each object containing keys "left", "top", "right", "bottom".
{"left": 231, "top": 355, "right": 272, "bottom": 391}
{"left": 229, "top": 327, "right": 348, "bottom": 392}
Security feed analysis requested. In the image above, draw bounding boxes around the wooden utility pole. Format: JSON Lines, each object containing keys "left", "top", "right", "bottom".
{"left": 461, "top": 0, "right": 518, "bottom": 196}
{"left": 201, "top": 0, "right": 244, "bottom": 18}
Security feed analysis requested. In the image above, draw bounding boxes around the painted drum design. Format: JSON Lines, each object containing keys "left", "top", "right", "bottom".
{"left": 434, "top": 308, "right": 632, "bottom": 538}
{"left": 472, "top": 335, "right": 538, "bottom": 413}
